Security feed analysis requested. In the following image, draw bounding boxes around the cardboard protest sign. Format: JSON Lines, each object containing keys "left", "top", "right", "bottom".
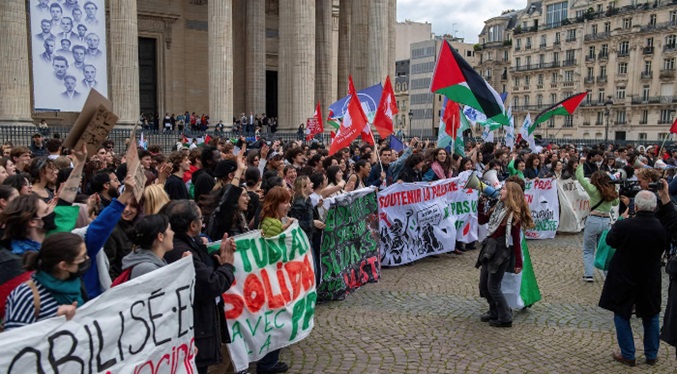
{"left": 0, "top": 257, "right": 197, "bottom": 373}
{"left": 317, "top": 188, "right": 380, "bottom": 301}
{"left": 378, "top": 172, "right": 479, "bottom": 266}
{"left": 557, "top": 179, "right": 589, "bottom": 233}
{"left": 223, "top": 221, "right": 316, "bottom": 372}
{"left": 524, "top": 178, "right": 560, "bottom": 239}
{"left": 62, "top": 89, "right": 118, "bottom": 156}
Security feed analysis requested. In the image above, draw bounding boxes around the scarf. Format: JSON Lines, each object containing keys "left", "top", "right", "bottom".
{"left": 486, "top": 202, "right": 514, "bottom": 247}
{"left": 11, "top": 238, "right": 41, "bottom": 255}
{"left": 431, "top": 161, "right": 450, "bottom": 180}
{"left": 34, "top": 270, "right": 84, "bottom": 307}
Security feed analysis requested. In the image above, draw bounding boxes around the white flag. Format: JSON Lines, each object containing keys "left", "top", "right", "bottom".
{"left": 506, "top": 106, "right": 515, "bottom": 150}
{"left": 519, "top": 113, "right": 536, "bottom": 150}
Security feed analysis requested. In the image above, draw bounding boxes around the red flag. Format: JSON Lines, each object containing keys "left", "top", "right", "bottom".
{"left": 329, "top": 76, "right": 368, "bottom": 155}
{"left": 670, "top": 117, "right": 677, "bottom": 134}
{"left": 306, "top": 101, "right": 324, "bottom": 141}
{"left": 204, "top": 134, "right": 212, "bottom": 145}
{"left": 442, "top": 100, "right": 461, "bottom": 139}
{"left": 348, "top": 76, "right": 374, "bottom": 145}
{"left": 182, "top": 134, "right": 189, "bottom": 144}
{"left": 373, "top": 76, "right": 398, "bottom": 138}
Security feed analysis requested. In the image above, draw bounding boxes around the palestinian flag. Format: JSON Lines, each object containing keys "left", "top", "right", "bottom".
{"left": 533, "top": 92, "right": 588, "bottom": 126}
{"left": 454, "top": 108, "right": 471, "bottom": 156}
{"left": 431, "top": 40, "right": 509, "bottom": 125}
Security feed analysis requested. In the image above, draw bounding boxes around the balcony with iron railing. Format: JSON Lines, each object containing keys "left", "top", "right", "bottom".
{"left": 596, "top": 75, "right": 608, "bottom": 83}
{"left": 562, "top": 59, "right": 577, "bottom": 67}
{"left": 553, "top": 40, "right": 561, "bottom": 46}
{"left": 585, "top": 55, "right": 596, "bottom": 62}
{"left": 515, "top": 45, "right": 521, "bottom": 51}
{"left": 614, "top": 120, "right": 628, "bottom": 126}
{"left": 539, "top": 43, "right": 547, "bottom": 49}
{"left": 659, "top": 119, "right": 675, "bottom": 124}
{"left": 525, "top": 44, "right": 532, "bottom": 50}
{"left": 563, "top": 81, "right": 575, "bottom": 87}
{"left": 565, "top": 36, "right": 577, "bottom": 43}
{"left": 584, "top": 76, "right": 595, "bottom": 84}
{"left": 660, "top": 69, "right": 676, "bottom": 79}
{"left": 641, "top": 71, "right": 653, "bottom": 79}
{"left": 640, "top": 20, "right": 677, "bottom": 33}
{"left": 584, "top": 32, "right": 610, "bottom": 42}
{"left": 617, "top": 50, "right": 630, "bottom": 57}
{"left": 630, "top": 95, "right": 677, "bottom": 104}
{"left": 643, "top": 46, "right": 654, "bottom": 55}
{"left": 598, "top": 52, "right": 609, "bottom": 60}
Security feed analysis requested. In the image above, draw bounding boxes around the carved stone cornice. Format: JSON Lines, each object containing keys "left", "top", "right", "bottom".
{"left": 138, "top": 12, "right": 180, "bottom": 49}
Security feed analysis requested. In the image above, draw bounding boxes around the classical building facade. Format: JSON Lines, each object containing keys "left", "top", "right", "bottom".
{"left": 475, "top": 0, "right": 677, "bottom": 141}
{"left": 0, "top": 0, "right": 396, "bottom": 130}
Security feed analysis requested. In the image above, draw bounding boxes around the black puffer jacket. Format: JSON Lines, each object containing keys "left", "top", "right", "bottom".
{"left": 165, "top": 233, "right": 235, "bottom": 368}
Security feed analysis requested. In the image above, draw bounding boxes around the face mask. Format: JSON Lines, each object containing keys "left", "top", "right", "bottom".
{"left": 596, "top": 161, "right": 602, "bottom": 167}
{"left": 41, "top": 211, "right": 57, "bottom": 232}
{"left": 70, "top": 257, "right": 91, "bottom": 279}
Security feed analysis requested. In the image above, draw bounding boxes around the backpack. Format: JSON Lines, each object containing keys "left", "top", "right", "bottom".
{"left": 111, "top": 267, "right": 133, "bottom": 287}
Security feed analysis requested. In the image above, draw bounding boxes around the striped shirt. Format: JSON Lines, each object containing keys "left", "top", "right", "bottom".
{"left": 3, "top": 278, "right": 59, "bottom": 331}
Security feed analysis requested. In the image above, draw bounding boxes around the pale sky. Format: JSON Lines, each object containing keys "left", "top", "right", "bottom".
{"left": 397, "top": 0, "right": 526, "bottom": 43}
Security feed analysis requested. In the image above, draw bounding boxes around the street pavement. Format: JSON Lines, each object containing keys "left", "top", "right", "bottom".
{"left": 274, "top": 233, "right": 677, "bottom": 373}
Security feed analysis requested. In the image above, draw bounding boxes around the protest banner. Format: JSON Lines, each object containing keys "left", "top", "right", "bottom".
{"left": 524, "top": 178, "right": 560, "bottom": 239}
{"left": 378, "top": 172, "right": 478, "bottom": 266}
{"left": 557, "top": 179, "right": 589, "bottom": 233}
{"left": 223, "top": 221, "right": 316, "bottom": 372}
{"left": 0, "top": 257, "right": 197, "bottom": 373}
{"left": 317, "top": 188, "right": 380, "bottom": 301}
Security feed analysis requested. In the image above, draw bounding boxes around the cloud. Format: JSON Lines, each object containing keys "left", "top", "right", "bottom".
{"left": 397, "top": 0, "right": 525, "bottom": 43}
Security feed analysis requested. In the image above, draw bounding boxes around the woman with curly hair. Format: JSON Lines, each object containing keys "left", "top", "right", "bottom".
{"left": 575, "top": 159, "right": 619, "bottom": 282}
{"left": 523, "top": 154, "right": 542, "bottom": 180}
{"left": 476, "top": 181, "right": 535, "bottom": 328}
{"left": 423, "top": 148, "right": 452, "bottom": 181}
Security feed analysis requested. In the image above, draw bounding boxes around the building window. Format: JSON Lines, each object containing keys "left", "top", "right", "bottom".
{"left": 526, "top": 37, "right": 532, "bottom": 49}
{"left": 616, "top": 111, "right": 626, "bottom": 124}
{"left": 566, "top": 29, "right": 576, "bottom": 41}
{"left": 524, "top": 95, "right": 530, "bottom": 107}
{"left": 618, "top": 62, "right": 628, "bottom": 75}
{"left": 503, "top": 50, "right": 508, "bottom": 61}
{"left": 537, "top": 94, "right": 543, "bottom": 107}
{"left": 639, "top": 133, "right": 647, "bottom": 140}
{"left": 600, "top": 44, "right": 608, "bottom": 58}
{"left": 553, "top": 52, "right": 559, "bottom": 63}
{"left": 488, "top": 25, "right": 504, "bottom": 42}
{"left": 616, "top": 87, "right": 626, "bottom": 100}
{"left": 600, "top": 65, "right": 607, "bottom": 78}
{"left": 622, "top": 18, "right": 632, "bottom": 29}
{"left": 537, "top": 74, "right": 544, "bottom": 85}
{"left": 539, "top": 54, "right": 545, "bottom": 65}
{"left": 516, "top": 39, "right": 522, "bottom": 49}
{"left": 643, "top": 85, "right": 650, "bottom": 101}
{"left": 647, "top": 37, "right": 654, "bottom": 47}
{"left": 551, "top": 72, "right": 558, "bottom": 82}
{"left": 564, "top": 116, "right": 573, "bottom": 127}
{"left": 597, "top": 90, "right": 605, "bottom": 102}
{"left": 548, "top": 118, "right": 555, "bottom": 128}
{"left": 587, "top": 67, "right": 594, "bottom": 78}
{"left": 664, "top": 58, "right": 676, "bottom": 70}
{"left": 540, "top": 35, "right": 546, "bottom": 47}
{"left": 546, "top": 2, "right": 569, "bottom": 27}
{"left": 515, "top": 57, "right": 521, "bottom": 68}
{"left": 555, "top": 32, "right": 561, "bottom": 43}
{"left": 650, "top": 14, "right": 657, "bottom": 26}
{"left": 526, "top": 56, "right": 531, "bottom": 67}
{"left": 513, "top": 96, "right": 519, "bottom": 108}
{"left": 597, "top": 111, "right": 604, "bottom": 125}
{"left": 525, "top": 75, "right": 530, "bottom": 85}
{"left": 640, "top": 110, "right": 648, "bottom": 124}
{"left": 591, "top": 24, "right": 598, "bottom": 35}
{"left": 660, "top": 133, "right": 669, "bottom": 140}
{"left": 671, "top": 11, "right": 677, "bottom": 23}
{"left": 588, "top": 46, "right": 595, "bottom": 58}
{"left": 644, "top": 61, "right": 652, "bottom": 74}
{"left": 550, "top": 93, "right": 557, "bottom": 104}
{"left": 618, "top": 41, "right": 629, "bottom": 55}
{"left": 514, "top": 77, "right": 520, "bottom": 87}
{"left": 667, "top": 35, "right": 677, "bottom": 47}
{"left": 661, "top": 109, "right": 673, "bottom": 124}
{"left": 564, "top": 70, "right": 574, "bottom": 82}
{"left": 604, "top": 22, "right": 611, "bottom": 33}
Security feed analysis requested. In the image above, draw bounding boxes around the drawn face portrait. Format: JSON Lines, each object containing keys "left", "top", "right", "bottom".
{"left": 84, "top": 66, "right": 96, "bottom": 81}
{"left": 60, "top": 39, "right": 71, "bottom": 50}
{"left": 44, "top": 38, "right": 55, "bottom": 54}
{"left": 77, "top": 24, "right": 86, "bottom": 37}
{"left": 60, "top": 17, "right": 73, "bottom": 33}
{"left": 40, "top": 20, "right": 51, "bottom": 34}
{"left": 64, "top": 77, "right": 77, "bottom": 92}
{"left": 50, "top": 5, "right": 62, "bottom": 21}
{"left": 84, "top": 3, "right": 97, "bottom": 18}
{"left": 52, "top": 58, "right": 68, "bottom": 77}
{"left": 72, "top": 8, "right": 82, "bottom": 23}
{"left": 86, "top": 34, "right": 99, "bottom": 49}
{"left": 72, "top": 47, "right": 85, "bottom": 63}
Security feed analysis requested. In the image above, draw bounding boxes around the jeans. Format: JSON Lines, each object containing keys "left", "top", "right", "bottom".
{"left": 614, "top": 313, "right": 659, "bottom": 360}
{"left": 479, "top": 257, "right": 512, "bottom": 323}
{"left": 582, "top": 215, "right": 610, "bottom": 277}
{"left": 257, "top": 349, "right": 281, "bottom": 370}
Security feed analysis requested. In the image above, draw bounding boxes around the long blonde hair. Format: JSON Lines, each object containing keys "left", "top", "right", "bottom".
{"left": 503, "top": 181, "right": 535, "bottom": 229}
{"left": 142, "top": 184, "right": 170, "bottom": 215}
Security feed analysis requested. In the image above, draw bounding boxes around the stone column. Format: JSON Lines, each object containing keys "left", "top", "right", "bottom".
{"left": 388, "top": 0, "right": 396, "bottom": 79}
{"left": 245, "top": 0, "right": 265, "bottom": 116}
{"left": 208, "top": 0, "right": 233, "bottom": 129}
{"left": 315, "top": 0, "right": 333, "bottom": 114}
{"left": 110, "top": 0, "right": 140, "bottom": 125}
{"left": 349, "top": 1, "right": 368, "bottom": 90}
{"left": 279, "top": 1, "right": 316, "bottom": 130}
{"left": 368, "top": 0, "right": 389, "bottom": 86}
{"left": 0, "top": 0, "right": 33, "bottom": 125}
{"left": 337, "top": 0, "right": 352, "bottom": 98}
{"left": 232, "top": 0, "right": 246, "bottom": 116}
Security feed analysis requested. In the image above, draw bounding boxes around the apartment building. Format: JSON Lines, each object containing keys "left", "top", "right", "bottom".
{"left": 475, "top": 0, "right": 677, "bottom": 141}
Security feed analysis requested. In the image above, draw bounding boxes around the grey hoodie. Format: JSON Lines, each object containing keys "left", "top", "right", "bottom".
{"left": 121, "top": 249, "right": 167, "bottom": 280}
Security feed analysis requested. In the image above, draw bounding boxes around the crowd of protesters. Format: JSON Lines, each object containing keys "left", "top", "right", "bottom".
{"left": 3, "top": 128, "right": 677, "bottom": 370}
{"left": 139, "top": 111, "right": 279, "bottom": 136}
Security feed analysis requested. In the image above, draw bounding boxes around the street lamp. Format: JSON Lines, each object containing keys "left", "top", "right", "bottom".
{"left": 408, "top": 110, "right": 414, "bottom": 138}
{"left": 604, "top": 97, "right": 613, "bottom": 143}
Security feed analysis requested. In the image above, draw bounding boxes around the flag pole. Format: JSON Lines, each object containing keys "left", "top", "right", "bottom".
{"left": 658, "top": 134, "right": 670, "bottom": 161}
{"left": 370, "top": 125, "right": 385, "bottom": 174}
{"left": 449, "top": 114, "right": 455, "bottom": 157}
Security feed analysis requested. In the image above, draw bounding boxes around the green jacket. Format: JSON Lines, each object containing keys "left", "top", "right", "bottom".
{"left": 575, "top": 164, "right": 619, "bottom": 213}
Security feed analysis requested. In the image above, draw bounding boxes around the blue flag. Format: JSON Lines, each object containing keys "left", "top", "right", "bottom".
{"left": 389, "top": 135, "right": 404, "bottom": 153}
{"left": 329, "top": 83, "right": 383, "bottom": 122}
